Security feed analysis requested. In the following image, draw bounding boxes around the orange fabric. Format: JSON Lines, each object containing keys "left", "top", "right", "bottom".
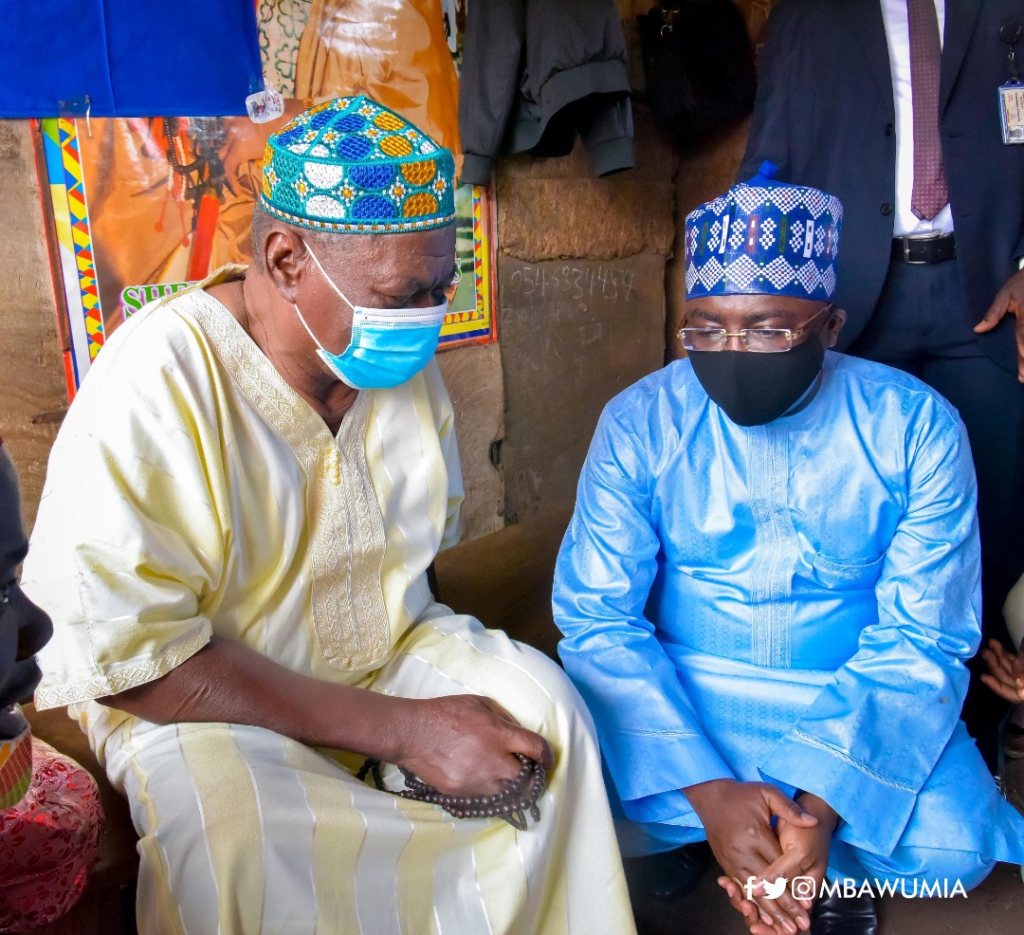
{"left": 295, "top": 0, "right": 462, "bottom": 165}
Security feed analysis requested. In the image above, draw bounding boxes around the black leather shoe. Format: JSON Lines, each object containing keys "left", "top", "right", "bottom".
{"left": 811, "top": 892, "right": 878, "bottom": 935}
{"left": 623, "top": 842, "right": 712, "bottom": 908}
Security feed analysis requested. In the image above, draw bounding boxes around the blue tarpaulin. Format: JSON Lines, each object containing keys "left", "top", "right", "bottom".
{"left": 0, "top": 0, "right": 263, "bottom": 117}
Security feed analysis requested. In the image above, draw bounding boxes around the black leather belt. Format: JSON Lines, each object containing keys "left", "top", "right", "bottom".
{"left": 891, "top": 233, "right": 956, "bottom": 264}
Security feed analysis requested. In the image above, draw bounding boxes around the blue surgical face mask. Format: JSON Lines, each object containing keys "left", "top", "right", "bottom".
{"left": 293, "top": 242, "right": 448, "bottom": 390}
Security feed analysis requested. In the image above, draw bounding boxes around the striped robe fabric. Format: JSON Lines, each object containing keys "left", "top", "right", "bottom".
{"left": 25, "top": 272, "right": 635, "bottom": 935}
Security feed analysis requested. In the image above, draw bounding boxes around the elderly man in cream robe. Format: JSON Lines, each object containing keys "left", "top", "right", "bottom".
{"left": 24, "top": 97, "right": 634, "bottom": 935}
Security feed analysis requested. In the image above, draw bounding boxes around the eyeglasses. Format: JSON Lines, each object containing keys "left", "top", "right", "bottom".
{"left": 679, "top": 303, "right": 835, "bottom": 353}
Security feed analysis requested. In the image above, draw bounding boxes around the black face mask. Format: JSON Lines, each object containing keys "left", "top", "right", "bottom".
{"left": 688, "top": 336, "right": 826, "bottom": 427}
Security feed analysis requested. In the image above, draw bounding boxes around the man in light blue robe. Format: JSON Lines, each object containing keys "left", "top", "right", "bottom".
{"left": 553, "top": 164, "right": 1024, "bottom": 935}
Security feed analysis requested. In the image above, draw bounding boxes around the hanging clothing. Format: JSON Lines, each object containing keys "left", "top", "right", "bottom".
{"left": 553, "top": 352, "right": 1024, "bottom": 878}
{"left": 295, "top": 0, "right": 462, "bottom": 160}
{"left": 25, "top": 270, "right": 634, "bottom": 935}
{"left": 458, "top": 0, "right": 634, "bottom": 185}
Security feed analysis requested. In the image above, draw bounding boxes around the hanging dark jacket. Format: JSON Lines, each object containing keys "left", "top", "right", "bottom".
{"left": 459, "top": 0, "right": 635, "bottom": 185}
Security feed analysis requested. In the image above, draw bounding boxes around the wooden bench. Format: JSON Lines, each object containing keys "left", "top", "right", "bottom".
{"left": 24, "top": 507, "right": 572, "bottom": 935}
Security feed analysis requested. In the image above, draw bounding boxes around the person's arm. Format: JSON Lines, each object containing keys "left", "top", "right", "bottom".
{"left": 759, "top": 398, "right": 980, "bottom": 856}
{"left": 737, "top": 0, "right": 797, "bottom": 180}
{"left": 102, "top": 635, "right": 549, "bottom": 796}
{"left": 553, "top": 402, "right": 737, "bottom": 826}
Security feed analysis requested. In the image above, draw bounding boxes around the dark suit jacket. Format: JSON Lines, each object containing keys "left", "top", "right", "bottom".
{"left": 740, "top": 0, "right": 1024, "bottom": 373}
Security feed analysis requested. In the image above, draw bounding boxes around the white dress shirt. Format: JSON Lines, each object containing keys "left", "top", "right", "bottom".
{"left": 880, "top": 0, "right": 954, "bottom": 236}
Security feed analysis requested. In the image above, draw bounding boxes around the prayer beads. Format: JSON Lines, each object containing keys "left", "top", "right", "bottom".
{"left": 356, "top": 752, "right": 546, "bottom": 830}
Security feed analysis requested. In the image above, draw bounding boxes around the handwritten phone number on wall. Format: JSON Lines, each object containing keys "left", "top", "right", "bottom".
{"left": 507, "top": 264, "right": 637, "bottom": 303}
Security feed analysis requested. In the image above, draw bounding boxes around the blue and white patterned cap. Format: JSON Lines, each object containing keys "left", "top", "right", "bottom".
{"left": 685, "top": 162, "right": 843, "bottom": 301}
{"left": 260, "top": 95, "right": 455, "bottom": 234}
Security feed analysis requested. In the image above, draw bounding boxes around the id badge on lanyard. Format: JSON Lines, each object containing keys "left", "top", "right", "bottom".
{"left": 999, "top": 20, "right": 1024, "bottom": 144}
{"left": 999, "top": 84, "right": 1024, "bottom": 143}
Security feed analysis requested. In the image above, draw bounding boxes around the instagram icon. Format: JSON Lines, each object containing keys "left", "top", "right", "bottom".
{"left": 791, "top": 877, "right": 816, "bottom": 900}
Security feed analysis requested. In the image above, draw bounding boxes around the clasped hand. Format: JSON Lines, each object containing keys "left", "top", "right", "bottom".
{"left": 685, "top": 779, "right": 839, "bottom": 935}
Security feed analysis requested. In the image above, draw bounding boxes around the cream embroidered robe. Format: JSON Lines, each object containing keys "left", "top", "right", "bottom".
{"left": 25, "top": 272, "right": 635, "bottom": 935}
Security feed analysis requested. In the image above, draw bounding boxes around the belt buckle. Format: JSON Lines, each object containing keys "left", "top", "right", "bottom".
{"left": 902, "top": 239, "right": 927, "bottom": 265}
{"left": 903, "top": 233, "right": 942, "bottom": 265}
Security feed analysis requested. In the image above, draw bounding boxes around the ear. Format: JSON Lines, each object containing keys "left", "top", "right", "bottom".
{"left": 265, "top": 227, "right": 309, "bottom": 304}
{"left": 825, "top": 307, "right": 847, "bottom": 348}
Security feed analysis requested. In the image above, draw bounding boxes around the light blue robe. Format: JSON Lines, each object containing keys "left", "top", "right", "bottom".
{"left": 553, "top": 352, "right": 1024, "bottom": 878}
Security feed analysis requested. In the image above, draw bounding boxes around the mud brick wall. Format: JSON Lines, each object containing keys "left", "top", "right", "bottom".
{"left": 498, "top": 0, "right": 772, "bottom": 524}
{"left": 438, "top": 344, "right": 505, "bottom": 540}
{"left": 0, "top": 121, "right": 68, "bottom": 534}
{"left": 496, "top": 119, "right": 677, "bottom": 523}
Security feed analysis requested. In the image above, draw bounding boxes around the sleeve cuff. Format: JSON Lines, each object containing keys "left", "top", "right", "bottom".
{"left": 459, "top": 153, "right": 495, "bottom": 187}
{"left": 588, "top": 135, "right": 635, "bottom": 177}
{"left": 601, "top": 726, "right": 735, "bottom": 804}
{"left": 623, "top": 788, "right": 703, "bottom": 828}
{"left": 34, "top": 620, "right": 212, "bottom": 710}
{"left": 760, "top": 729, "right": 916, "bottom": 857}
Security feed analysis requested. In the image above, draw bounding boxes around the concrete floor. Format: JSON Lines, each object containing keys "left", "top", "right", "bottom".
{"left": 636, "top": 757, "right": 1024, "bottom": 935}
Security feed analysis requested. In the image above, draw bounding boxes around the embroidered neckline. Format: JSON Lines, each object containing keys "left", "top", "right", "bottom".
{"left": 175, "top": 281, "right": 391, "bottom": 671}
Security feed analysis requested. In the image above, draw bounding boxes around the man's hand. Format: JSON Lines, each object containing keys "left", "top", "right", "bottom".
{"left": 758, "top": 793, "right": 838, "bottom": 912}
{"left": 981, "top": 638, "right": 1024, "bottom": 703}
{"left": 974, "top": 267, "right": 1024, "bottom": 382}
{"left": 684, "top": 779, "right": 818, "bottom": 934}
{"left": 715, "top": 792, "right": 836, "bottom": 935}
{"left": 396, "top": 695, "right": 554, "bottom": 798}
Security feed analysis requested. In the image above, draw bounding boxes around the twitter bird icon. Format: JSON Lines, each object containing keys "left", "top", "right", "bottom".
{"left": 743, "top": 876, "right": 790, "bottom": 900}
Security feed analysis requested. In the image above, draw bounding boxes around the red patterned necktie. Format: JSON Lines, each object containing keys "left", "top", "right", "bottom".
{"left": 907, "top": 0, "right": 948, "bottom": 220}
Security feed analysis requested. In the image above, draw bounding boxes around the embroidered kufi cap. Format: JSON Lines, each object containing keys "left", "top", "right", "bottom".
{"left": 260, "top": 95, "right": 455, "bottom": 234}
{"left": 685, "top": 162, "right": 843, "bottom": 302}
